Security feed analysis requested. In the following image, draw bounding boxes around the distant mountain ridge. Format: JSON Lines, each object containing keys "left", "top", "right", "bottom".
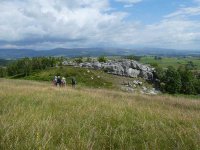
{"left": 0, "top": 48, "right": 199, "bottom": 59}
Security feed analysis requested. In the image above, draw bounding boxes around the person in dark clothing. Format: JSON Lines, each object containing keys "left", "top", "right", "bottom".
{"left": 57, "top": 76, "right": 62, "bottom": 87}
{"left": 71, "top": 77, "right": 76, "bottom": 88}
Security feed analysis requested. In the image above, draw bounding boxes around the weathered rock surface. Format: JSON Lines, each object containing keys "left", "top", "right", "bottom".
{"left": 63, "top": 59, "right": 155, "bottom": 80}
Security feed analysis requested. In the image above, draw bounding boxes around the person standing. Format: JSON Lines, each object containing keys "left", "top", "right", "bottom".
{"left": 53, "top": 76, "right": 57, "bottom": 86}
{"left": 71, "top": 77, "right": 76, "bottom": 88}
{"left": 61, "top": 77, "right": 66, "bottom": 87}
{"left": 57, "top": 76, "right": 62, "bottom": 87}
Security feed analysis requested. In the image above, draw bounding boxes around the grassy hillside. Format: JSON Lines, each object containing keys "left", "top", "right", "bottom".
{"left": 0, "top": 79, "right": 200, "bottom": 149}
{"left": 14, "top": 66, "right": 149, "bottom": 90}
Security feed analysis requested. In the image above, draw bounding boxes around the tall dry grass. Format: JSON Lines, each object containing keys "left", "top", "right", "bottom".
{"left": 0, "top": 79, "right": 200, "bottom": 150}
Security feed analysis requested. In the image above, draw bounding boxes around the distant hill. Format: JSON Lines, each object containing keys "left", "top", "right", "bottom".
{"left": 0, "top": 47, "right": 199, "bottom": 59}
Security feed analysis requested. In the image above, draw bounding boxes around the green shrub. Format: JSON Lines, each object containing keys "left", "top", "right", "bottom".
{"left": 164, "top": 66, "right": 181, "bottom": 94}
{"left": 178, "top": 68, "right": 196, "bottom": 94}
{"left": 75, "top": 57, "right": 83, "bottom": 63}
{"left": 0, "top": 67, "right": 7, "bottom": 77}
{"left": 98, "top": 56, "right": 107, "bottom": 63}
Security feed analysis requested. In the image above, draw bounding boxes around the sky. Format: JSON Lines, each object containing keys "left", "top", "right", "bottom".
{"left": 0, "top": 0, "right": 200, "bottom": 50}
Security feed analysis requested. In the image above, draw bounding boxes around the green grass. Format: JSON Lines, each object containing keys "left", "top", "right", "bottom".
{"left": 22, "top": 66, "right": 114, "bottom": 89}
{"left": 11, "top": 66, "right": 149, "bottom": 90}
{"left": 0, "top": 79, "right": 200, "bottom": 149}
{"left": 140, "top": 56, "right": 200, "bottom": 69}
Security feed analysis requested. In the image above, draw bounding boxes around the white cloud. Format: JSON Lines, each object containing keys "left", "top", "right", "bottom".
{"left": 0, "top": 0, "right": 117, "bottom": 44}
{"left": 116, "top": 0, "right": 142, "bottom": 7}
{"left": 116, "top": 0, "right": 142, "bottom": 4}
{"left": 0, "top": 0, "right": 199, "bottom": 50}
{"left": 140, "top": 19, "right": 200, "bottom": 49}
{"left": 165, "top": 7, "right": 200, "bottom": 18}
{"left": 124, "top": 4, "right": 134, "bottom": 8}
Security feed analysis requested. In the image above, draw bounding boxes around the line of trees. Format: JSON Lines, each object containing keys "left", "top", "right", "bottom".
{"left": 154, "top": 65, "right": 200, "bottom": 95}
{"left": 0, "top": 57, "right": 60, "bottom": 77}
{"left": 124, "top": 55, "right": 141, "bottom": 61}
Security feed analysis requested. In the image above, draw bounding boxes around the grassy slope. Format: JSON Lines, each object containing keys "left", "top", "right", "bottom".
{"left": 20, "top": 66, "right": 149, "bottom": 90}
{"left": 0, "top": 79, "right": 200, "bottom": 150}
{"left": 14, "top": 66, "right": 114, "bottom": 89}
{"left": 140, "top": 56, "right": 200, "bottom": 69}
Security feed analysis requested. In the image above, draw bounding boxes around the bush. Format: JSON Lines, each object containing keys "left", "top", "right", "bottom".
{"left": 164, "top": 66, "right": 182, "bottom": 94}
{"left": 98, "top": 56, "right": 107, "bottom": 63}
{"left": 152, "top": 65, "right": 165, "bottom": 89}
{"left": 0, "top": 67, "right": 7, "bottom": 77}
{"left": 185, "top": 61, "right": 196, "bottom": 70}
{"left": 86, "top": 57, "right": 93, "bottom": 62}
{"left": 178, "top": 68, "right": 196, "bottom": 94}
{"left": 154, "top": 56, "right": 162, "bottom": 60}
{"left": 75, "top": 57, "right": 83, "bottom": 63}
{"left": 194, "top": 79, "right": 200, "bottom": 94}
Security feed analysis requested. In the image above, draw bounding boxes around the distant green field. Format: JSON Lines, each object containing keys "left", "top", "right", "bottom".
{"left": 140, "top": 56, "right": 200, "bottom": 69}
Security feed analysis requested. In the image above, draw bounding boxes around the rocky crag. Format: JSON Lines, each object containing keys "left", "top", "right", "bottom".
{"left": 63, "top": 59, "right": 155, "bottom": 80}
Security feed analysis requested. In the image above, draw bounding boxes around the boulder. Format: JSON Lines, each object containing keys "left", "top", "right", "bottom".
{"left": 121, "top": 86, "right": 134, "bottom": 92}
{"left": 133, "top": 80, "right": 143, "bottom": 85}
{"left": 121, "top": 60, "right": 131, "bottom": 69}
{"left": 130, "top": 61, "right": 138, "bottom": 69}
{"left": 127, "top": 68, "right": 140, "bottom": 78}
{"left": 106, "top": 64, "right": 124, "bottom": 76}
{"left": 81, "top": 62, "right": 93, "bottom": 68}
{"left": 93, "top": 62, "right": 102, "bottom": 69}
{"left": 140, "top": 71, "right": 153, "bottom": 80}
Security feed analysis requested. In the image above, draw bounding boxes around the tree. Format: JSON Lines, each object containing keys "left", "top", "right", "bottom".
{"left": 98, "top": 56, "right": 107, "bottom": 63}
{"left": 185, "top": 61, "right": 196, "bottom": 70}
{"left": 0, "top": 67, "right": 7, "bottom": 77}
{"left": 154, "top": 56, "right": 162, "bottom": 60}
{"left": 7, "top": 62, "right": 18, "bottom": 76}
{"left": 86, "top": 57, "right": 92, "bottom": 62}
{"left": 178, "top": 67, "right": 196, "bottom": 94}
{"left": 23, "top": 58, "right": 32, "bottom": 76}
{"left": 164, "top": 66, "right": 181, "bottom": 94}
{"left": 194, "top": 79, "right": 200, "bottom": 94}
{"left": 75, "top": 57, "right": 83, "bottom": 64}
{"left": 153, "top": 65, "right": 166, "bottom": 90}
{"left": 6, "top": 57, "right": 58, "bottom": 77}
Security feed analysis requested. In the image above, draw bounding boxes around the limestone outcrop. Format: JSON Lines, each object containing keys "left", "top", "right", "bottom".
{"left": 63, "top": 59, "right": 155, "bottom": 80}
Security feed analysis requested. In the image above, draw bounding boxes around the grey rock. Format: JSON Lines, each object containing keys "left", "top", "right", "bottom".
{"left": 121, "top": 86, "right": 134, "bottom": 92}
{"left": 140, "top": 71, "right": 153, "bottom": 80}
{"left": 127, "top": 68, "right": 140, "bottom": 78}
{"left": 133, "top": 80, "right": 143, "bottom": 85}
{"left": 147, "top": 88, "right": 160, "bottom": 95}
{"left": 62, "top": 59, "right": 155, "bottom": 80}
{"left": 81, "top": 62, "right": 93, "bottom": 68}
{"left": 130, "top": 61, "right": 138, "bottom": 69}
{"left": 93, "top": 62, "right": 102, "bottom": 69}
